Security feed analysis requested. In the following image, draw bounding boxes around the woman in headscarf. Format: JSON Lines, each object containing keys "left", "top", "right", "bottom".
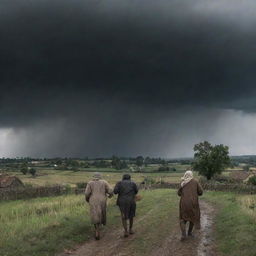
{"left": 114, "top": 174, "right": 138, "bottom": 237}
{"left": 178, "top": 170, "right": 203, "bottom": 241}
{"left": 85, "top": 172, "right": 113, "bottom": 240}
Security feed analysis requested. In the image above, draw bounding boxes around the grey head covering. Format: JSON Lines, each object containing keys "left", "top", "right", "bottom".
{"left": 93, "top": 172, "right": 102, "bottom": 180}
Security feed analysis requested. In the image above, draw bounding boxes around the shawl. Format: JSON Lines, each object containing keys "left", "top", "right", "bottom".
{"left": 181, "top": 170, "right": 193, "bottom": 187}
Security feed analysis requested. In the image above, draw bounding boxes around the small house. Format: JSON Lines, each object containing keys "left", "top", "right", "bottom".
{"left": 0, "top": 174, "right": 24, "bottom": 189}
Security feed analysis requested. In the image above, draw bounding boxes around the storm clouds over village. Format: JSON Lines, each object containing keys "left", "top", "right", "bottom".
{"left": 1, "top": 0, "right": 256, "bottom": 157}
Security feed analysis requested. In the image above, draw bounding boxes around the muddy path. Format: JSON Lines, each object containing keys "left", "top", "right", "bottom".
{"left": 58, "top": 200, "right": 217, "bottom": 256}
{"left": 150, "top": 200, "right": 217, "bottom": 256}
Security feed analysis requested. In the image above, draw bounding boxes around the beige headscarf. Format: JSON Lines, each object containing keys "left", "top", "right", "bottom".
{"left": 181, "top": 170, "right": 193, "bottom": 187}
{"left": 92, "top": 172, "right": 102, "bottom": 180}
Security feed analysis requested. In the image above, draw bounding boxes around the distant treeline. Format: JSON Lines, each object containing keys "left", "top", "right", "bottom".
{"left": 0, "top": 156, "right": 193, "bottom": 164}
{"left": 1, "top": 155, "right": 256, "bottom": 170}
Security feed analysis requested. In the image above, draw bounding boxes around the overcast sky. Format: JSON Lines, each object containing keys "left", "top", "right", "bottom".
{"left": 1, "top": 0, "right": 256, "bottom": 158}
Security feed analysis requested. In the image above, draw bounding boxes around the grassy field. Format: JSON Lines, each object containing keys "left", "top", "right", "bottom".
{"left": 1, "top": 187, "right": 255, "bottom": 256}
{"left": 0, "top": 189, "right": 179, "bottom": 256}
{"left": 204, "top": 192, "right": 256, "bottom": 256}
{"left": 10, "top": 169, "right": 193, "bottom": 187}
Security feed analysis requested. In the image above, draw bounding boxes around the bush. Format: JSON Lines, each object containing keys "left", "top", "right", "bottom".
{"left": 143, "top": 177, "right": 157, "bottom": 184}
{"left": 20, "top": 167, "right": 28, "bottom": 175}
{"left": 64, "top": 184, "right": 72, "bottom": 194}
{"left": 213, "top": 174, "right": 231, "bottom": 184}
{"left": 243, "top": 165, "right": 250, "bottom": 172}
{"left": 158, "top": 166, "right": 170, "bottom": 172}
{"left": 29, "top": 168, "right": 36, "bottom": 176}
{"left": 76, "top": 182, "right": 87, "bottom": 189}
{"left": 248, "top": 176, "right": 256, "bottom": 186}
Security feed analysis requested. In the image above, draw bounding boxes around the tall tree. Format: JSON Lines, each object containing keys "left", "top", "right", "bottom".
{"left": 135, "top": 156, "right": 144, "bottom": 167}
{"left": 192, "top": 141, "right": 231, "bottom": 180}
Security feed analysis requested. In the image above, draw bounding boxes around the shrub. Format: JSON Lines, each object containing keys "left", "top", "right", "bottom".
{"left": 243, "top": 165, "right": 250, "bottom": 172}
{"left": 20, "top": 167, "right": 28, "bottom": 175}
{"left": 76, "top": 182, "right": 87, "bottom": 189}
{"left": 248, "top": 176, "right": 256, "bottom": 186}
{"left": 158, "top": 166, "right": 170, "bottom": 172}
{"left": 29, "top": 168, "right": 36, "bottom": 177}
{"left": 143, "top": 177, "right": 157, "bottom": 184}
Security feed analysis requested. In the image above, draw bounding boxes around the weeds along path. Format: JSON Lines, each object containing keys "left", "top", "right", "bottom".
{"left": 150, "top": 200, "right": 217, "bottom": 256}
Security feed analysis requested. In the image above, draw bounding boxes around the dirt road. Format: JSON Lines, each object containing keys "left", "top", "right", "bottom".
{"left": 150, "top": 201, "right": 216, "bottom": 256}
{"left": 58, "top": 200, "right": 216, "bottom": 256}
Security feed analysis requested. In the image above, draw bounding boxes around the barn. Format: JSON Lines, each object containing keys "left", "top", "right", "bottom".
{"left": 0, "top": 174, "right": 24, "bottom": 189}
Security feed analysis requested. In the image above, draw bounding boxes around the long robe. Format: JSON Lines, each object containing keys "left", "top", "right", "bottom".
{"left": 178, "top": 178, "right": 203, "bottom": 229}
{"left": 114, "top": 180, "right": 138, "bottom": 220}
{"left": 85, "top": 179, "right": 112, "bottom": 225}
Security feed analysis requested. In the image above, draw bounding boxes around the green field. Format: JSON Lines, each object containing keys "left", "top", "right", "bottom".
{"left": 1, "top": 189, "right": 256, "bottom": 256}
{"left": 0, "top": 189, "right": 178, "bottom": 256}
{"left": 204, "top": 192, "right": 256, "bottom": 256}
{"left": 10, "top": 168, "right": 193, "bottom": 187}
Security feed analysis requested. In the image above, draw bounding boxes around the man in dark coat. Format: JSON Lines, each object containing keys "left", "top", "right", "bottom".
{"left": 114, "top": 174, "right": 138, "bottom": 237}
{"left": 178, "top": 170, "right": 203, "bottom": 241}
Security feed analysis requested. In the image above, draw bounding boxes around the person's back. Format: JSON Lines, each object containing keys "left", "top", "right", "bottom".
{"left": 87, "top": 179, "right": 109, "bottom": 202}
{"left": 115, "top": 179, "right": 137, "bottom": 204}
{"left": 85, "top": 173, "right": 112, "bottom": 240}
{"left": 114, "top": 174, "right": 138, "bottom": 237}
{"left": 178, "top": 171, "right": 203, "bottom": 240}
{"left": 178, "top": 179, "right": 202, "bottom": 207}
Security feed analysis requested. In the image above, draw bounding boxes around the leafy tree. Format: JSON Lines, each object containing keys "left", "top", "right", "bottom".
{"left": 144, "top": 157, "right": 151, "bottom": 167}
{"left": 135, "top": 156, "right": 144, "bottom": 167}
{"left": 29, "top": 168, "right": 36, "bottom": 177}
{"left": 20, "top": 163, "right": 28, "bottom": 175}
{"left": 192, "top": 141, "right": 231, "bottom": 180}
{"left": 111, "top": 156, "right": 127, "bottom": 170}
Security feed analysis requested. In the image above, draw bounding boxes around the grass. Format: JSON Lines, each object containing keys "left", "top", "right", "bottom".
{"left": 204, "top": 192, "right": 256, "bottom": 256}
{"left": 9, "top": 169, "right": 192, "bottom": 187}
{"left": 2, "top": 186, "right": 256, "bottom": 256}
{"left": 0, "top": 189, "right": 179, "bottom": 256}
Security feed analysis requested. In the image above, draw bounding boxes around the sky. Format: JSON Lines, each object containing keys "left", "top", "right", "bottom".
{"left": 1, "top": 0, "right": 256, "bottom": 158}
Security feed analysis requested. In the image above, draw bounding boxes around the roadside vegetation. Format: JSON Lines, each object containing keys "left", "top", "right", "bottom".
{"left": 0, "top": 189, "right": 178, "bottom": 256}
{"left": 1, "top": 188, "right": 256, "bottom": 256}
{"left": 204, "top": 192, "right": 256, "bottom": 256}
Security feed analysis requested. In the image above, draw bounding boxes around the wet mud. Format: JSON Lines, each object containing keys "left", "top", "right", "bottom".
{"left": 150, "top": 200, "right": 217, "bottom": 256}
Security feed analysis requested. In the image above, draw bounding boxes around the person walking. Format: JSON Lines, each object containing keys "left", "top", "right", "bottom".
{"left": 114, "top": 174, "right": 138, "bottom": 237}
{"left": 85, "top": 172, "right": 113, "bottom": 240}
{"left": 178, "top": 170, "right": 203, "bottom": 241}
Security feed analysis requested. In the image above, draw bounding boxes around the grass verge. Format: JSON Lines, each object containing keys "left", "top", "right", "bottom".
{"left": 204, "top": 192, "right": 256, "bottom": 256}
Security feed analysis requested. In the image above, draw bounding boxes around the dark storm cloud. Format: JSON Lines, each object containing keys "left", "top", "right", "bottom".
{"left": 1, "top": 0, "right": 256, "bottom": 157}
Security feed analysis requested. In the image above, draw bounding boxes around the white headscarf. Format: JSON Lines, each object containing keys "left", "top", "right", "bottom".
{"left": 181, "top": 170, "right": 193, "bottom": 187}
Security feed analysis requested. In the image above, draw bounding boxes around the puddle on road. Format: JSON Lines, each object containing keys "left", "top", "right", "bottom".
{"left": 197, "top": 202, "right": 215, "bottom": 256}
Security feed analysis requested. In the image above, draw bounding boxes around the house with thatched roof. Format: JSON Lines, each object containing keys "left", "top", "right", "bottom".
{"left": 229, "top": 170, "right": 256, "bottom": 183}
{"left": 0, "top": 174, "right": 24, "bottom": 189}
